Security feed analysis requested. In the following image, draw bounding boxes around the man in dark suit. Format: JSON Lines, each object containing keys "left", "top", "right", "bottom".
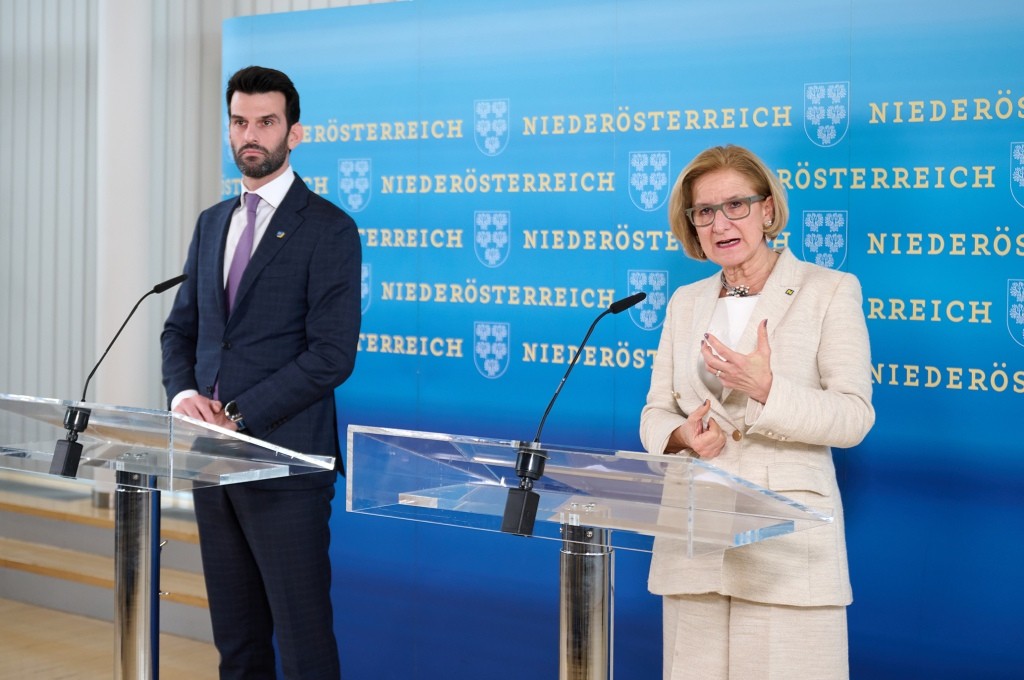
{"left": 161, "top": 65, "right": 360, "bottom": 679}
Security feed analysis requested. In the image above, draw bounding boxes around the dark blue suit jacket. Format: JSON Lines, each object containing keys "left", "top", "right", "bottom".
{"left": 162, "top": 174, "right": 361, "bottom": 487}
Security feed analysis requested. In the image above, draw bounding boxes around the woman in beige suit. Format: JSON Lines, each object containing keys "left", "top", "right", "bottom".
{"left": 640, "top": 145, "right": 875, "bottom": 680}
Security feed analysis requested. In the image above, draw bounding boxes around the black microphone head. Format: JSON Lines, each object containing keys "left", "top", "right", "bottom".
{"left": 609, "top": 291, "right": 646, "bottom": 314}
{"left": 153, "top": 274, "right": 188, "bottom": 294}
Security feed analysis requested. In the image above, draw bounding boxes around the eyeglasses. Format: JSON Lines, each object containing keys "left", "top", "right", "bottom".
{"left": 686, "top": 195, "right": 766, "bottom": 228}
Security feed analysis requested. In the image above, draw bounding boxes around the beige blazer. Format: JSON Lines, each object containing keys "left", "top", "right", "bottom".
{"left": 640, "top": 248, "right": 874, "bottom": 607}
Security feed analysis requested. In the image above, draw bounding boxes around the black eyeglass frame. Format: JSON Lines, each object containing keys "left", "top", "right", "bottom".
{"left": 685, "top": 194, "right": 766, "bottom": 228}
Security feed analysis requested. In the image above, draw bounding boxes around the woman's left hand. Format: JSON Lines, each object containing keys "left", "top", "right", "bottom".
{"left": 702, "top": 319, "right": 773, "bottom": 404}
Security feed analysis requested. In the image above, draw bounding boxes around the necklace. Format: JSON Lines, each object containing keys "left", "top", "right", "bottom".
{"left": 720, "top": 272, "right": 752, "bottom": 297}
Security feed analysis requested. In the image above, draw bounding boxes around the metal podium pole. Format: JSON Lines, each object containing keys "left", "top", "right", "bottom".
{"left": 559, "top": 515, "right": 613, "bottom": 680}
{"left": 114, "top": 470, "right": 161, "bottom": 680}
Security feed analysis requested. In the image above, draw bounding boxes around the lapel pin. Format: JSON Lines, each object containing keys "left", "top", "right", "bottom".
{"left": 785, "top": 288, "right": 795, "bottom": 296}
{"left": 276, "top": 231, "right": 286, "bottom": 239}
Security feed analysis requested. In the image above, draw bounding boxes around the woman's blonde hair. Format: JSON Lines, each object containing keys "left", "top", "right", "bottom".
{"left": 667, "top": 145, "right": 788, "bottom": 260}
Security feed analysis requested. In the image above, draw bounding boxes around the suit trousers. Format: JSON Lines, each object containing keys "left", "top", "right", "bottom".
{"left": 193, "top": 481, "right": 340, "bottom": 679}
{"left": 663, "top": 593, "right": 848, "bottom": 680}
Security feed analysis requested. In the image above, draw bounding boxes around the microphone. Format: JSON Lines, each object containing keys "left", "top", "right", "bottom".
{"left": 152, "top": 273, "right": 188, "bottom": 295}
{"left": 608, "top": 291, "right": 646, "bottom": 315}
{"left": 50, "top": 274, "right": 189, "bottom": 478}
{"left": 501, "top": 291, "right": 647, "bottom": 536}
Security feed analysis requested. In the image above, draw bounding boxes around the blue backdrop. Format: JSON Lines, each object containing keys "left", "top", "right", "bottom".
{"left": 222, "top": 1, "right": 1024, "bottom": 677}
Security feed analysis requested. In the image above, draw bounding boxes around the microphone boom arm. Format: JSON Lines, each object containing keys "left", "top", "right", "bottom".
{"left": 80, "top": 290, "right": 154, "bottom": 401}
{"left": 50, "top": 274, "right": 187, "bottom": 478}
{"left": 501, "top": 291, "right": 646, "bottom": 536}
{"left": 531, "top": 308, "right": 610, "bottom": 444}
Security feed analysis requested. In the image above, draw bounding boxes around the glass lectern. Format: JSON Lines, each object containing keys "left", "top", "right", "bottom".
{"left": 347, "top": 425, "right": 832, "bottom": 680}
{"left": 0, "top": 393, "right": 335, "bottom": 680}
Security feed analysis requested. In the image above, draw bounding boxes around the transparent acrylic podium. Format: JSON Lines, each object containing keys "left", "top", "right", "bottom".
{"left": 0, "top": 393, "right": 335, "bottom": 680}
{"left": 347, "top": 425, "right": 833, "bottom": 680}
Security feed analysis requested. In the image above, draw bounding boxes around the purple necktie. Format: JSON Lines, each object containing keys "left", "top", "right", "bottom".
{"left": 226, "top": 192, "right": 260, "bottom": 311}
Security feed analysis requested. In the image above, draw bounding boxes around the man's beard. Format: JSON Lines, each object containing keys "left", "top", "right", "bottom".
{"left": 232, "top": 137, "right": 289, "bottom": 179}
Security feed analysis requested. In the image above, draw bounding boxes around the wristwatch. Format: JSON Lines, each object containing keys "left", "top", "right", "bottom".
{"left": 224, "top": 401, "right": 247, "bottom": 431}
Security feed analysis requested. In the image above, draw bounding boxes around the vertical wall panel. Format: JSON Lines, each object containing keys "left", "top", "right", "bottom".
{"left": 148, "top": 0, "right": 176, "bottom": 408}
{"left": 7, "top": 1, "right": 29, "bottom": 395}
{"left": 26, "top": 2, "right": 46, "bottom": 395}
{"left": 0, "top": 1, "right": 16, "bottom": 394}
{"left": 51, "top": 1, "right": 72, "bottom": 395}
{"left": 0, "top": 0, "right": 97, "bottom": 402}
{"left": 72, "top": 0, "right": 98, "bottom": 406}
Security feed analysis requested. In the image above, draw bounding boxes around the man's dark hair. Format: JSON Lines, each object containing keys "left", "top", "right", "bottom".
{"left": 226, "top": 66, "right": 301, "bottom": 128}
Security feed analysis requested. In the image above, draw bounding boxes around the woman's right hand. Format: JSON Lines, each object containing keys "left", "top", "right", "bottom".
{"left": 668, "top": 399, "right": 726, "bottom": 460}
